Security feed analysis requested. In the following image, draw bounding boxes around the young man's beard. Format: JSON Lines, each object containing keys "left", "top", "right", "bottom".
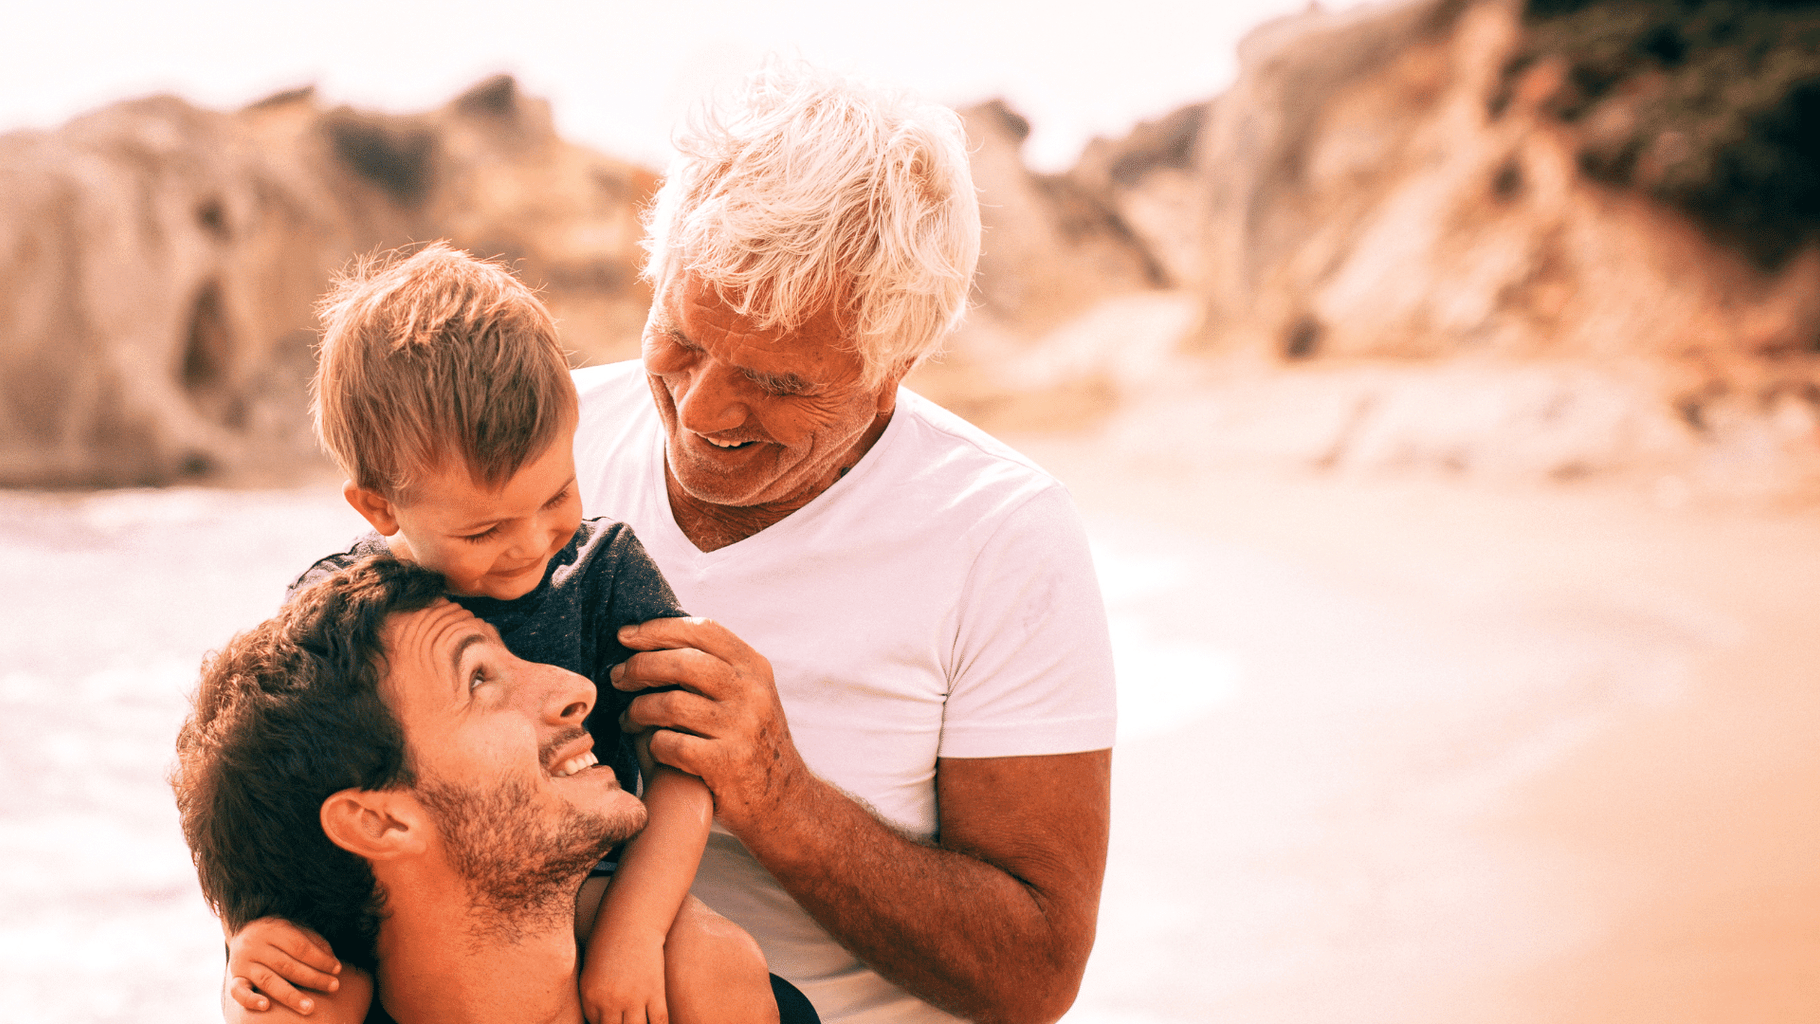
{"left": 415, "top": 772, "right": 642, "bottom": 941}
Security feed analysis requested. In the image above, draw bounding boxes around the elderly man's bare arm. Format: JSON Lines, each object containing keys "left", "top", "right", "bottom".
{"left": 615, "top": 617, "right": 1110, "bottom": 1024}
{"left": 766, "top": 752, "right": 1109, "bottom": 1024}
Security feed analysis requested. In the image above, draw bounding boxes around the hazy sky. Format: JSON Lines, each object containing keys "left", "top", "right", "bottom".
{"left": 2, "top": 0, "right": 1376, "bottom": 172}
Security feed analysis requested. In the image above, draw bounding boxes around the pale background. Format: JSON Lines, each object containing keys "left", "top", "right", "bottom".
{"left": 7, "top": 2, "right": 1820, "bottom": 1023}
{"left": 0, "top": 0, "right": 1371, "bottom": 173}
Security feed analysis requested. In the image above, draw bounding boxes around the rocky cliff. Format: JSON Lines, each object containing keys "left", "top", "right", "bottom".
{"left": 9, "top": 4, "right": 1820, "bottom": 492}
{"left": 0, "top": 76, "right": 653, "bottom": 487}
{"left": 1057, "top": 0, "right": 1820, "bottom": 490}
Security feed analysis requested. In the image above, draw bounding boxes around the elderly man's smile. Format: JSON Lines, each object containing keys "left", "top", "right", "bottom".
{"left": 698, "top": 433, "right": 761, "bottom": 452}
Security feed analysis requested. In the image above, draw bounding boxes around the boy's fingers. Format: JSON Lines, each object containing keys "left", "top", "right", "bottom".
{"left": 227, "top": 976, "right": 270, "bottom": 1012}
{"left": 269, "top": 951, "right": 340, "bottom": 992}
{"left": 245, "top": 966, "right": 316, "bottom": 1015}
{"left": 277, "top": 931, "right": 341, "bottom": 974}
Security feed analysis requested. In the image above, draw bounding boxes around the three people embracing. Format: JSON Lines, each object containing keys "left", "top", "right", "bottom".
{"left": 174, "top": 60, "right": 1116, "bottom": 1024}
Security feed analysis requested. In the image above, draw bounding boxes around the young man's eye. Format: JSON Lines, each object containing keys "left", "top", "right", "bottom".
{"left": 461, "top": 525, "right": 502, "bottom": 544}
{"left": 469, "top": 666, "right": 489, "bottom": 691}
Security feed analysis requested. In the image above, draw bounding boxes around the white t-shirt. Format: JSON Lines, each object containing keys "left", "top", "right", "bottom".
{"left": 572, "top": 361, "right": 1117, "bottom": 1024}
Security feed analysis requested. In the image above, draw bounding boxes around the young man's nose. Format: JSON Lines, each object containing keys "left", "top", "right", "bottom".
{"left": 534, "top": 662, "right": 594, "bottom": 724}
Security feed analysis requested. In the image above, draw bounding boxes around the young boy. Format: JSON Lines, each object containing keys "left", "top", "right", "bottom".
{"left": 222, "top": 242, "right": 778, "bottom": 1024}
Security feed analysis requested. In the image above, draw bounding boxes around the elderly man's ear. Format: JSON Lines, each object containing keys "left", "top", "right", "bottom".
{"left": 320, "top": 789, "right": 430, "bottom": 860}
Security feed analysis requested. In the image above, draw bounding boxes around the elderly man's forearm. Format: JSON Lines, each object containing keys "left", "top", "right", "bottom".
{"left": 735, "top": 758, "right": 1107, "bottom": 1024}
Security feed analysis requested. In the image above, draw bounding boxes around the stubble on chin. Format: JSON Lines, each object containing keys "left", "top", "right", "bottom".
{"left": 416, "top": 776, "right": 645, "bottom": 945}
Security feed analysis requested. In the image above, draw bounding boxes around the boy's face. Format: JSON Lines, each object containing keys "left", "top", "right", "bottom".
{"left": 347, "top": 425, "right": 584, "bottom": 601}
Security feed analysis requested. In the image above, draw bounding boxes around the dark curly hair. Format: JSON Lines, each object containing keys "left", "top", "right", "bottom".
{"left": 172, "top": 555, "right": 448, "bottom": 971}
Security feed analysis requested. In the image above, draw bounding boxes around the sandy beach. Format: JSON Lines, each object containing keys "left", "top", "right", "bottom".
{"left": 3, "top": 431, "right": 1817, "bottom": 1023}
{"left": 1031, "top": 435, "right": 1820, "bottom": 1024}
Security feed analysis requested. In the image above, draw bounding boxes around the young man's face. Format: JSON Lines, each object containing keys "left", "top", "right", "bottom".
{"left": 354, "top": 423, "right": 584, "bottom": 601}
{"left": 380, "top": 600, "right": 645, "bottom": 901}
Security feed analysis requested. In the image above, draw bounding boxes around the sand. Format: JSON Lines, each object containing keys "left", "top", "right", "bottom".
{"left": 2, "top": 434, "right": 1817, "bottom": 1023}
{"left": 1029, "top": 435, "right": 1820, "bottom": 1023}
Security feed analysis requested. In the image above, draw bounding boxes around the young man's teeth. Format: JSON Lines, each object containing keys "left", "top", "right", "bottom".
{"left": 551, "top": 750, "right": 598, "bottom": 778}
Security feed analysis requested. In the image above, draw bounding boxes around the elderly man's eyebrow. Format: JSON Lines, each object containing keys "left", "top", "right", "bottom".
{"left": 663, "top": 322, "right": 698, "bottom": 348}
{"left": 744, "top": 367, "right": 816, "bottom": 394}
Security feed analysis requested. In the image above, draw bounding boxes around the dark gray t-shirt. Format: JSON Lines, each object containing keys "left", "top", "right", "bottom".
{"left": 288, "top": 518, "right": 686, "bottom": 792}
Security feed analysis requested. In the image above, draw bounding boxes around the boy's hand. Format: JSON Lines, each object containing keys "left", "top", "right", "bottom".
{"left": 226, "top": 917, "right": 342, "bottom": 1015}
{"left": 580, "top": 930, "right": 669, "bottom": 1024}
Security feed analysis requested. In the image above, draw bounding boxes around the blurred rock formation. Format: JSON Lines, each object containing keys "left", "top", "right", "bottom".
{"left": 950, "top": 0, "right": 1820, "bottom": 490}
{"left": 10, "top": 3, "right": 1820, "bottom": 492}
{"left": 903, "top": 100, "right": 1177, "bottom": 431}
{"left": 0, "top": 75, "right": 654, "bottom": 487}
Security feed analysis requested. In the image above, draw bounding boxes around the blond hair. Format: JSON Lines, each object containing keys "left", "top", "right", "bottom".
{"left": 643, "top": 60, "right": 982, "bottom": 390}
{"left": 311, "top": 242, "right": 576, "bottom": 499}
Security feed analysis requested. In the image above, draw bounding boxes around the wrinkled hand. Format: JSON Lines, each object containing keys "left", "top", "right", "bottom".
{"left": 612, "top": 617, "right": 807, "bottom": 834}
{"left": 225, "top": 917, "right": 341, "bottom": 1015}
{"left": 580, "top": 929, "right": 669, "bottom": 1024}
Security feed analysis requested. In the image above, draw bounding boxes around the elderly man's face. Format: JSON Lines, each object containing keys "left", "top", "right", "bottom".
{"left": 380, "top": 601, "right": 645, "bottom": 908}
{"left": 641, "top": 273, "right": 898, "bottom": 510}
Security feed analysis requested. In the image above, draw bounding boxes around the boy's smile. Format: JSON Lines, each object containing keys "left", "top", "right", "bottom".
{"left": 344, "top": 423, "right": 585, "bottom": 601}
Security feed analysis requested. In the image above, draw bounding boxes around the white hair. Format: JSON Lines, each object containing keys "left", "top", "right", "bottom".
{"left": 642, "top": 60, "right": 982, "bottom": 390}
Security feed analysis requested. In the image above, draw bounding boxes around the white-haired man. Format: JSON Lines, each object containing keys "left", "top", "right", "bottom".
{"left": 573, "top": 62, "right": 1116, "bottom": 1024}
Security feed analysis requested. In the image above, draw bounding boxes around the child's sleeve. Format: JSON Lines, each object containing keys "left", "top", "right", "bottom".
{"left": 582, "top": 522, "right": 689, "bottom": 793}
{"left": 593, "top": 523, "right": 688, "bottom": 674}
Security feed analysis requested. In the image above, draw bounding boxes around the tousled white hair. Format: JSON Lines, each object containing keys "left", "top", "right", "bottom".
{"left": 642, "top": 60, "right": 982, "bottom": 390}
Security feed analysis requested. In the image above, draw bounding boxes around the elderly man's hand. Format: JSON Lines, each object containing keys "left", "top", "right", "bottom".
{"left": 611, "top": 617, "right": 807, "bottom": 833}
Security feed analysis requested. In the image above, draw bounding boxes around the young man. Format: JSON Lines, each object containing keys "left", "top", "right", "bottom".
{"left": 174, "top": 557, "right": 779, "bottom": 1024}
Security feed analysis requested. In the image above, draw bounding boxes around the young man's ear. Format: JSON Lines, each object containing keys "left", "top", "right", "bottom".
{"left": 321, "top": 788, "right": 429, "bottom": 861}
{"left": 344, "top": 482, "right": 401, "bottom": 536}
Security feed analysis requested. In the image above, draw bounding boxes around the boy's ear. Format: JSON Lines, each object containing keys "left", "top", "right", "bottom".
{"left": 344, "top": 482, "right": 401, "bottom": 536}
{"left": 321, "top": 788, "right": 430, "bottom": 861}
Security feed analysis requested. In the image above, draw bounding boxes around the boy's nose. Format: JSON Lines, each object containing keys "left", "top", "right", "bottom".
{"left": 503, "top": 520, "right": 547, "bottom": 560}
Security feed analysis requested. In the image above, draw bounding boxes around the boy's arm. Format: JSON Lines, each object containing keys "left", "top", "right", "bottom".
{"left": 578, "top": 757, "right": 713, "bottom": 1024}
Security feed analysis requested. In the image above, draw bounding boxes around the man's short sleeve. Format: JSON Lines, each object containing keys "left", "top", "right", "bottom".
{"left": 938, "top": 484, "right": 1117, "bottom": 758}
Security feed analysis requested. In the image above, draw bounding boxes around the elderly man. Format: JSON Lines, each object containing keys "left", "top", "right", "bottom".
{"left": 572, "top": 62, "right": 1117, "bottom": 1024}
{"left": 172, "top": 557, "right": 785, "bottom": 1024}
